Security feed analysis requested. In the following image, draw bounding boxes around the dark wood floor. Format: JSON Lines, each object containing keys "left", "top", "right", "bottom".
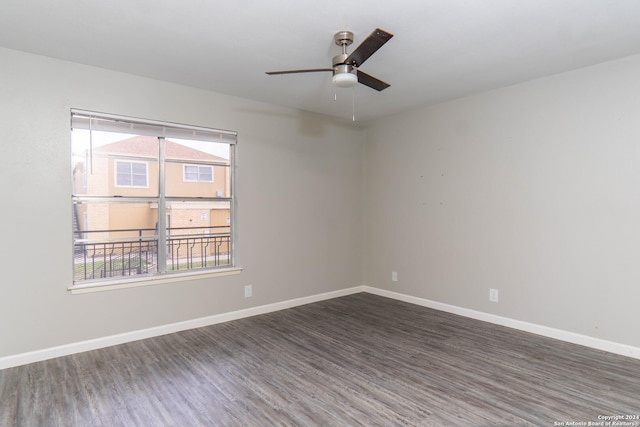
{"left": 2, "top": 293, "right": 639, "bottom": 426}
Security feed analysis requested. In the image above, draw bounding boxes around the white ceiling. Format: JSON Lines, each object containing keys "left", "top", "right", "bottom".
{"left": 3, "top": 0, "right": 640, "bottom": 123}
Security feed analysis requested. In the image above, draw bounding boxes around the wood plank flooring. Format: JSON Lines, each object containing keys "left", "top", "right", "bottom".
{"left": 1, "top": 293, "right": 639, "bottom": 426}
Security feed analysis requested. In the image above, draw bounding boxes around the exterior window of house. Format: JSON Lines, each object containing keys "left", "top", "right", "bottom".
{"left": 183, "top": 164, "right": 213, "bottom": 182}
{"left": 116, "top": 160, "right": 148, "bottom": 187}
{"left": 71, "top": 109, "right": 237, "bottom": 287}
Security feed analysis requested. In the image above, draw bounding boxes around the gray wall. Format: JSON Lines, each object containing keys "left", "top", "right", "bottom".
{"left": 364, "top": 53, "right": 640, "bottom": 348}
{"left": 0, "top": 47, "right": 364, "bottom": 358}
{"left": 3, "top": 44, "right": 640, "bottom": 360}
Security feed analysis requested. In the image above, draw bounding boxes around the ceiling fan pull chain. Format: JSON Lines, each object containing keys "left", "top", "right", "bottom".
{"left": 352, "top": 86, "right": 356, "bottom": 122}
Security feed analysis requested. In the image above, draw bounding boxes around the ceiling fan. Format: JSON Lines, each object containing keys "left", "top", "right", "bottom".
{"left": 266, "top": 28, "right": 393, "bottom": 91}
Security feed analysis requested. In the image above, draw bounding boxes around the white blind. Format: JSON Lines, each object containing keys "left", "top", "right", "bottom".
{"left": 71, "top": 109, "right": 237, "bottom": 144}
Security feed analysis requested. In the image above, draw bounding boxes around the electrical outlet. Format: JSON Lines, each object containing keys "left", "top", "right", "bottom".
{"left": 489, "top": 288, "right": 499, "bottom": 303}
{"left": 391, "top": 271, "right": 398, "bottom": 282}
{"left": 244, "top": 285, "right": 252, "bottom": 298}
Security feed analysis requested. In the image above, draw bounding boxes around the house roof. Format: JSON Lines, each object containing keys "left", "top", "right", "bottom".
{"left": 94, "top": 135, "right": 228, "bottom": 163}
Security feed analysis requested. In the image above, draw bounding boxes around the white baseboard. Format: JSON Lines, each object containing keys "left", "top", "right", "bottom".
{"left": 0, "top": 286, "right": 365, "bottom": 370}
{"left": 363, "top": 286, "right": 640, "bottom": 360}
{"left": 3, "top": 285, "right": 638, "bottom": 370}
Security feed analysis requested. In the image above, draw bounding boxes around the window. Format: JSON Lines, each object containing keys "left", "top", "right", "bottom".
{"left": 183, "top": 164, "right": 213, "bottom": 182}
{"left": 71, "top": 110, "right": 237, "bottom": 287}
{"left": 116, "top": 160, "right": 148, "bottom": 187}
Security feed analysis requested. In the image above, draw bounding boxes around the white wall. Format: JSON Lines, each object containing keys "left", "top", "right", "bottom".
{"left": 0, "top": 47, "right": 364, "bottom": 359}
{"left": 364, "top": 54, "right": 640, "bottom": 348}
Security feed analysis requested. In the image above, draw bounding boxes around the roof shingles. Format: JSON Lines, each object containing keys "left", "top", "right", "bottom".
{"left": 94, "top": 135, "right": 228, "bottom": 163}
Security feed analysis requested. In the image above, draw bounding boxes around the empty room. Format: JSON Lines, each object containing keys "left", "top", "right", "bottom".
{"left": 1, "top": 1, "right": 640, "bottom": 425}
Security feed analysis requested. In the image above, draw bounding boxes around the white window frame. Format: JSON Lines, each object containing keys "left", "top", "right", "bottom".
{"left": 70, "top": 109, "right": 241, "bottom": 293}
{"left": 114, "top": 159, "right": 149, "bottom": 187}
{"left": 183, "top": 164, "right": 214, "bottom": 182}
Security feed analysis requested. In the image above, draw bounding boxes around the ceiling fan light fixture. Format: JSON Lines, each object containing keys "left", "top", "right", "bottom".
{"left": 333, "top": 72, "right": 357, "bottom": 88}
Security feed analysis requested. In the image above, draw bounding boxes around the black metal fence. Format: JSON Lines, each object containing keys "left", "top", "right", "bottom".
{"left": 73, "top": 226, "right": 231, "bottom": 283}
{"left": 167, "top": 228, "right": 231, "bottom": 271}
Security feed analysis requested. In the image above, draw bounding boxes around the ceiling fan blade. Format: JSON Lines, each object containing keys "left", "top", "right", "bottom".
{"left": 356, "top": 70, "right": 390, "bottom": 91}
{"left": 345, "top": 28, "right": 393, "bottom": 67}
{"left": 266, "top": 68, "right": 333, "bottom": 75}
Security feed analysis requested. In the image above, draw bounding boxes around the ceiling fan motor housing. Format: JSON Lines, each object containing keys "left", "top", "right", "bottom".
{"left": 334, "top": 31, "right": 354, "bottom": 47}
{"left": 333, "top": 32, "right": 357, "bottom": 79}
{"left": 333, "top": 53, "right": 349, "bottom": 67}
{"left": 333, "top": 60, "right": 355, "bottom": 75}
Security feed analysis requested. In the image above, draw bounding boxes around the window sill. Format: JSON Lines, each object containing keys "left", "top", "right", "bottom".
{"left": 68, "top": 267, "right": 243, "bottom": 294}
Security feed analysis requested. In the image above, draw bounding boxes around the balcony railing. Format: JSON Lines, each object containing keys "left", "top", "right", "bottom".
{"left": 73, "top": 226, "right": 231, "bottom": 283}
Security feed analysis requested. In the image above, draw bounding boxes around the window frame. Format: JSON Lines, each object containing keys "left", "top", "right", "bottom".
{"left": 114, "top": 159, "right": 149, "bottom": 188}
{"left": 70, "top": 109, "right": 241, "bottom": 292}
{"left": 183, "top": 163, "right": 214, "bottom": 182}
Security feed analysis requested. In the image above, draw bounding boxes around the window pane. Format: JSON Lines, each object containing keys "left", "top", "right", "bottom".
{"left": 166, "top": 138, "right": 230, "bottom": 197}
{"left": 131, "top": 164, "right": 148, "bottom": 186}
{"left": 116, "top": 161, "right": 131, "bottom": 186}
{"left": 131, "top": 162, "right": 147, "bottom": 174}
{"left": 72, "top": 129, "right": 158, "bottom": 196}
{"left": 184, "top": 165, "right": 199, "bottom": 181}
{"left": 166, "top": 200, "right": 232, "bottom": 271}
{"left": 73, "top": 200, "right": 159, "bottom": 282}
{"left": 131, "top": 174, "right": 147, "bottom": 187}
{"left": 198, "top": 166, "right": 213, "bottom": 182}
{"left": 116, "top": 162, "right": 131, "bottom": 174}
